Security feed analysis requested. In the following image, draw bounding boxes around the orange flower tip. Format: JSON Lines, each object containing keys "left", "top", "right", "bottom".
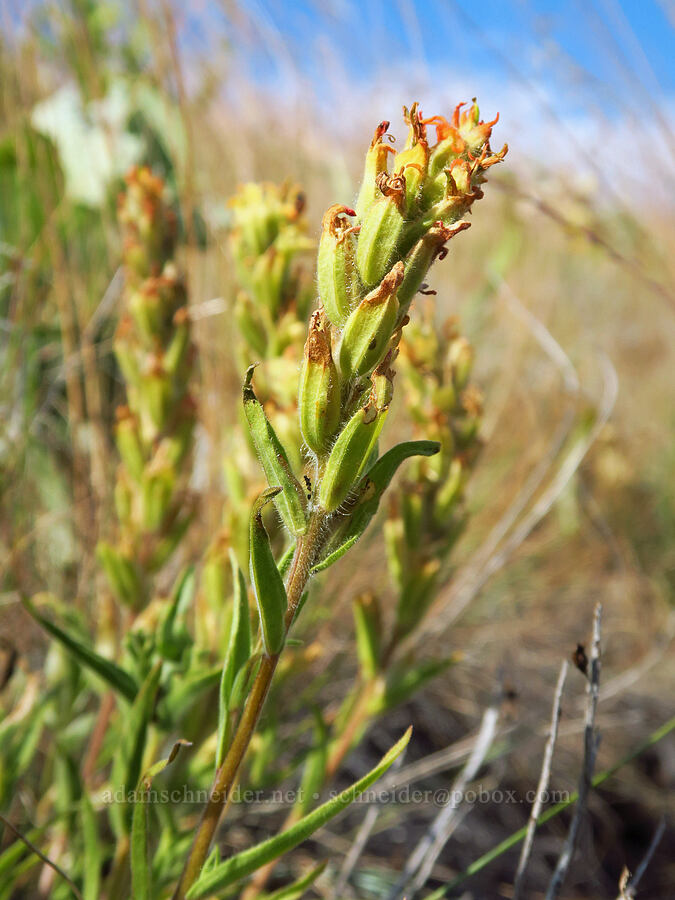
{"left": 452, "top": 101, "right": 468, "bottom": 128}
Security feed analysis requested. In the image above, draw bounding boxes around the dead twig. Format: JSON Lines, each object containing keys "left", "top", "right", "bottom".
{"left": 389, "top": 704, "right": 500, "bottom": 899}
{"left": 545, "top": 604, "right": 602, "bottom": 899}
{"left": 616, "top": 817, "right": 666, "bottom": 899}
{"left": 513, "top": 660, "right": 569, "bottom": 899}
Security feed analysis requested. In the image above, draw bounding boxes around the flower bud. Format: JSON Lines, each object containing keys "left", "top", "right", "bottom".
{"left": 298, "top": 309, "right": 341, "bottom": 454}
{"left": 339, "top": 262, "right": 404, "bottom": 380}
{"left": 128, "top": 282, "right": 162, "bottom": 342}
{"left": 249, "top": 245, "right": 288, "bottom": 317}
{"left": 434, "top": 457, "right": 464, "bottom": 522}
{"left": 355, "top": 120, "right": 396, "bottom": 220}
{"left": 317, "top": 205, "right": 361, "bottom": 327}
{"left": 113, "top": 316, "right": 140, "bottom": 386}
{"left": 234, "top": 292, "right": 267, "bottom": 359}
{"left": 114, "top": 406, "right": 145, "bottom": 482}
{"left": 449, "top": 335, "right": 474, "bottom": 390}
{"left": 164, "top": 307, "right": 192, "bottom": 376}
{"left": 319, "top": 358, "right": 394, "bottom": 512}
{"left": 140, "top": 465, "right": 175, "bottom": 532}
{"left": 114, "top": 475, "right": 133, "bottom": 524}
{"left": 139, "top": 359, "right": 171, "bottom": 435}
{"left": 356, "top": 173, "right": 407, "bottom": 287}
{"left": 97, "top": 541, "right": 143, "bottom": 608}
{"left": 393, "top": 103, "right": 429, "bottom": 213}
{"left": 456, "top": 385, "right": 483, "bottom": 447}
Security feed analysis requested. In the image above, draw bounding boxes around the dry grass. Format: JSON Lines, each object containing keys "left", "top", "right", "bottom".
{"left": 1, "top": 2, "right": 674, "bottom": 897}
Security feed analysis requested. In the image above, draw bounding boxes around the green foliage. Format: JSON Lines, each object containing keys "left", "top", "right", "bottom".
{"left": 187, "top": 729, "right": 411, "bottom": 898}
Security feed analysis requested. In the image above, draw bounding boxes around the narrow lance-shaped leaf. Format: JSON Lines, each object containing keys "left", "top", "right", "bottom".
{"left": 158, "top": 565, "right": 195, "bottom": 661}
{"left": 216, "top": 550, "right": 252, "bottom": 767}
{"left": 187, "top": 728, "right": 412, "bottom": 899}
{"left": 250, "top": 488, "right": 288, "bottom": 656}
{"left": 243, "top": 366, "right": 307, "bottom": 535}
{"left": 110, "top": 661, "right": 163, "bottom": 838}
{"left": 353, "top": 593, "right": 382, "bottom": 680}
{"left": 21, "top": 598, "right": 138, "bottom": 703}
{"left": 131, "top": 740, "right": 192, "bottom": 900}
{"left": 81, "top": 792, "right": 102, "bottom": 900}
{"left": 313, "top": 440, "right": 440, "bottom": 573}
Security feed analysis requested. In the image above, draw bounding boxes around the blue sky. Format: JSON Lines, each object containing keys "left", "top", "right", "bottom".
{"left": 188, "top": 0, "right": 673, "bottom": 202}
{"left": 212, "top": 0, "right": 674, "bottom": 120}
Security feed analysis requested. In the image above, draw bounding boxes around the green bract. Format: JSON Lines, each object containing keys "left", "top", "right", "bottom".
{"left": 298, "top": 309, "right": 341, "bottom": 453}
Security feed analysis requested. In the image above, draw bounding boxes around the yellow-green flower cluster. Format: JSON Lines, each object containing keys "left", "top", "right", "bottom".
{"left": 199, "top": 184, "right": 314, "bottom": 639}
{"left": 385, "top": 311, "right": 483, "bottom": 640}
{"left": 299, "top": 102, "right": 503, "bottom": 517}
{"left": 228, "top": 182, "right": 315, "bottom": 475}
{"left": 98, "top": 166, "right": 195, "bottom": 610}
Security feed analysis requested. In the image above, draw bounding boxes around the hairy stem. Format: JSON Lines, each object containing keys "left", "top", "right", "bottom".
{"left": 172, "top": 511, "right": 324, "bottom": 900}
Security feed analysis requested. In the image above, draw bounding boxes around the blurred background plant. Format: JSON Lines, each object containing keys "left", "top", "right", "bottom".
{"left": 1, "top": 1, "right": 674, "bottom": 898}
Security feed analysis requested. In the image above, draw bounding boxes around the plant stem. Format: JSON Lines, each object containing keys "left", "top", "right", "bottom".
{"left": 172, "top": 511, "right": 324, "bottom": 900}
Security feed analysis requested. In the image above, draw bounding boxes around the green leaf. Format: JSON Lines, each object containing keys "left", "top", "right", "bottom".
{"left": 312, "top": 441, "right": 439, "bottom": 573}
{"left": 187, "top": 728, "right": 412, "bottom": 899}
{"left": 249, "top": 488, "right": 288, "bottom": 656}
{"left": 260, "top": 862, "right": 327, "bottom": 900}
{"left": 81, "top": 793, "right": 101, "bottom": 900}
{"left": 158, "top": 566, "right": 196, "bottom": 661}
{"left": 243, "top": 366, "right": 307, "bottom": 535}
{"left": 353, "top": 594, "right": 381, "bottom": 680}
{"left": 21, "top": 598, "right": 138, "bottom": 702}
{"left": 161, "top": 664, "right": 223, "bottom": 722}
{"left": 0, "top": 826, "right": 44, "bottom": 880}
{"left": 110, "top": 661, "right": 162, "bottom": 837}
{"left": 131, "top": 740, "right": 191, "bottom": 900}
{"left": 216, "top": 551, "right": 252, "bottom": 767}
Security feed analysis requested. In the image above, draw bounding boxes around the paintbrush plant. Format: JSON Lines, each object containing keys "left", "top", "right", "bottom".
{"left": 174, "top": 100, "right": 505, "bottom": 899}
{"left": 97, "top": 166, "right": 196, "bottom": 612}
{"left": 7, "top": 102, "right": 504, "bottom": 900}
